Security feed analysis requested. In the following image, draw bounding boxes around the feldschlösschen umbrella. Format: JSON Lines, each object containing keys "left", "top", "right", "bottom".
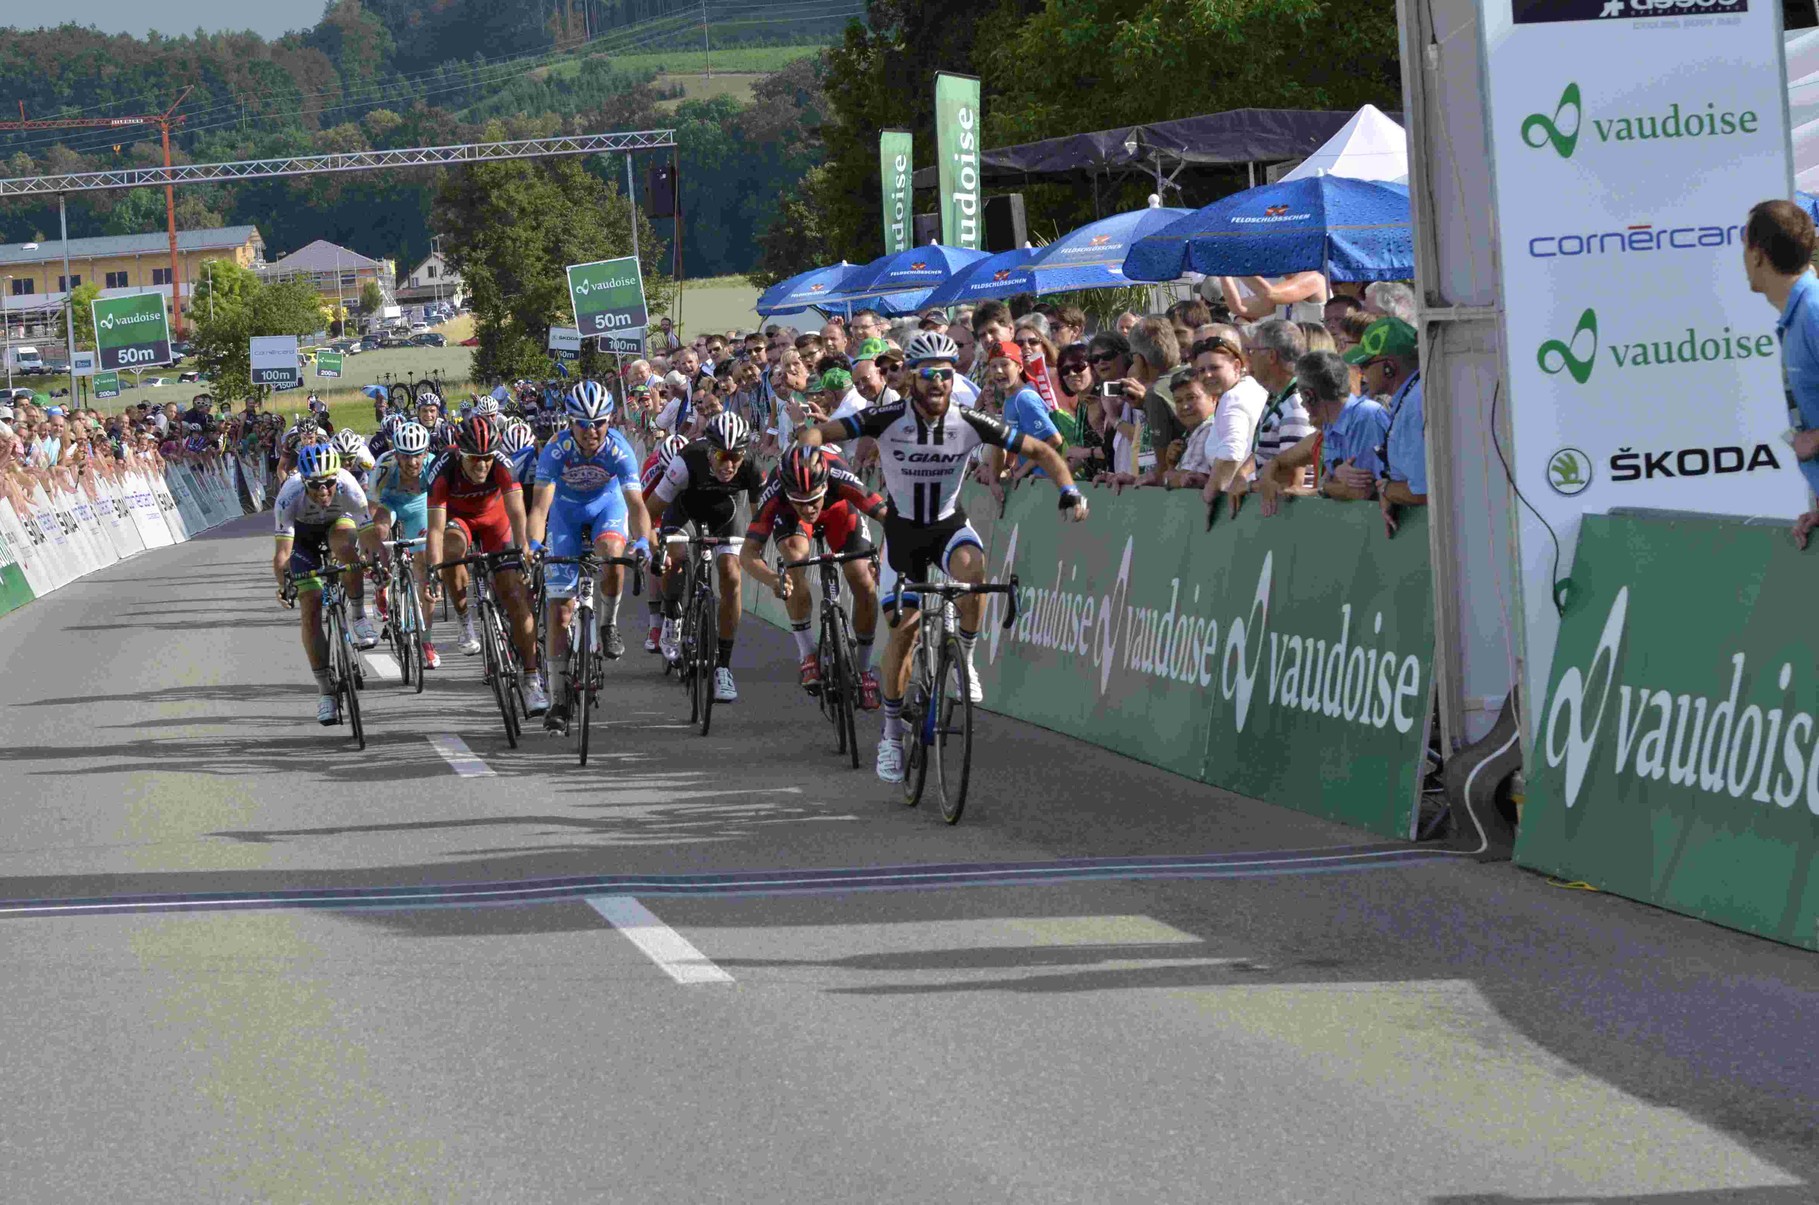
{"left": 1026, "top": 202, "right": 1191, "bottom": 294}
{"left": 818, "top": 244, "right": 989, "bottom": 314}
{"left": 1123, "top": 176, "right": 1412, "bottom": 283}
{"left": 917, "top": 247, "right": 1041, "bottom": 308}
{"left": 756, "top": 262, "right": 863, "bottom": 317}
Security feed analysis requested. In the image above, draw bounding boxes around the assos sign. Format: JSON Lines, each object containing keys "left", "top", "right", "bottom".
{"left": 250, "top": 336, "right": 302, "bottom": 391}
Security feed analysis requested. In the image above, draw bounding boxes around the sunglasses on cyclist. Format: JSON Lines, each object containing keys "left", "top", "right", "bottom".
{"left": 304, "top": 478, "right": 336, "bottom": 492}
{"left": 460, "top": 453, "right": 493, "bottom": 466}
{"left": 571, "top": 418, "right": 610, "bottom": 430}
{"left": 917, "top": 366, "right": 955, "bottom": 381}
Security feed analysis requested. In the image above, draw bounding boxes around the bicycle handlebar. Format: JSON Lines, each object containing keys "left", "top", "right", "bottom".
{"left": 432, "top": 550, "right": 524, "bottom": 573}
{"left": 541, "top": 553, "right": 645, "bottom": 597}
{"left": 780, "top": 548, "right": 875, "bottom": 571}
{"left": 889, "top": 575, "right": 1021, "bottom": 630}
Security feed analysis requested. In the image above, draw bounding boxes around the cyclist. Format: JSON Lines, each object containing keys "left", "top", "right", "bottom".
{"left": 333, "top": 428, "right": 377, "bottom": 487}
{"left": 739, "top": 444, "right": 887, "bottom": 706}
{"left": 362, "top": 420, "right": 440, "bottom": 669}
{"left": 639, "top": 432, "right": 689, "bottom": 653}
{"left": 424, "top": 415, "right": 548, "bottom": 715}
{"left": 273, "top": 444, "right": 370, "bottom": 725}
{"left": 415, "top": 393, "right": 457, "bottom": 455}
{"left": 501, "top": 419, "right": 539, "bottom": 487}
{"left": 799, "top": 330, "right": 1090, "bottom": 783}
{"left": 526, "top": 381, "right": 652, "bottom": 735}
{"left": 645, "top": 412, "right": 763, "bottom": 703}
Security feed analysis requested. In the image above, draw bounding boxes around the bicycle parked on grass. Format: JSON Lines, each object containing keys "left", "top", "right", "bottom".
{"left": 781, "top": 539, "right": 875, "bottom": 769}
{"left": 890, "top": 574, "right": 1020, "bottom": 824}
{"left": 434, "top": 550, "right": 527, "bottom": 748}
{"left": 381, "top": 535, "right": 428, "bottom": 692}
{"left": 283, "top": 559, "right": 367, "bottom": 750}
{"left": 542, "top": 547, "right": 643, "bottom": 765}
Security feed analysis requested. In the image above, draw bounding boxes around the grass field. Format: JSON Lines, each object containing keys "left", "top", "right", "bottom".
{"left": 651, "top": 72, "right": 764, "bottom": 109}
{"left": 546, "top": 43, "right": 826, "bottom": 80}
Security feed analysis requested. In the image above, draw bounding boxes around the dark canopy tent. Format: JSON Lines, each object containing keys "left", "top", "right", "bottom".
{"left": 912, "top": 108, "right": 1402, "bottom": 216}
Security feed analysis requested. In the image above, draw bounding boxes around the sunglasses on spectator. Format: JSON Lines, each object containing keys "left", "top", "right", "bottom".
{"left": 1088, "top": 351, "right": 1121, "bottom": 365}
{"left": 917, "top": 366, "right": 956, "bottom": 381}
{"left": 1014, "top": 336, "right": 1044, "bottom": 349}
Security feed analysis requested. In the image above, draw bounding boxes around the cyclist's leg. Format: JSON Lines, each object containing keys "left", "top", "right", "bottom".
{"left": 775, "top": 530, "right": 815, "bottom": 662}
{"left": 473, "top": 509, "right": 537, "bottom": 674}
{"left": 826, "top": 507, "right": 879, "bottom": 672}
{"left": 543, "top": 506, "right": 584, "bottom": 694}
{"left": 587, "top": 492, "right": 631, "bottom": 641}
{"left": 291, "top": 529, "right": 332, "bottom": 694}
{"left": 877, "top": 518, "right": 926, "bottom": 733}
{"left": 335, "top": 516, "right": 367, "bottom": 620}
{"left": 941, "top": 522, "right": 989, "bottom": 697}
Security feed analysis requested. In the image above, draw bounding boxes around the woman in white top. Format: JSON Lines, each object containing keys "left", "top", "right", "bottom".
{"left": 1218, "top": 272, "right": 1331, "bottom": 324}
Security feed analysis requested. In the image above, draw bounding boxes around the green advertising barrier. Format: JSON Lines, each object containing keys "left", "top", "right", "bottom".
{"left": 742, "top": 478, "right": 1434, "bottom": 838}
{"left": 0, "top": 520, "right": 34, "bottom": 618}
{"left": 1515, "top": 514, "right": 1819, "bottom": 951}
{"left": 91, "top": 292, "right": 171, "bottom": 371}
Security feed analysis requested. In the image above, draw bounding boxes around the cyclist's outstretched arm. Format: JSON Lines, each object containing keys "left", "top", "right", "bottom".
{"left": 526, "top": 481, "right": 556, "bottom": 547}
{"left": 1013, "top": 434, "right": 1089, "bottom": 521}
{"left": 504, "top": 488, "right": 529, "bottom": 549}
{"left": 622, "top": 484, "right": 652, "bottom": 545}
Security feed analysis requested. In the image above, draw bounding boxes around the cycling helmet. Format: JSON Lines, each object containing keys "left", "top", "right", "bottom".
{"left": 565, "top": 379, "right": 615, "bottom": 423}
{"left": 333, "top": 429, "right": 368, "bottom": 458}
{"left": 415, "top": 391, "right": 443, "bottom": 411}
{"left": 474, "top": 395, "right": 501, "bottom": 418}
{"left": 703, "top": 411, "right": 750, "bottom": 455}
{"left": 501, "top": 421, "right": 535, "bottom": 453}
{"left": 456, "top": 415, "right": 499, "bottom": 457}
{"left": 296, "top": 443, "right": 341, "bottom": 481}
{"left": 904, "top": 330, "right": 961, "bottom": 366}
{"left": 656, "top": 433, "right": 688, "bottom": 463}
{"left": 780, "top": 444, "right": 830, "bottom": 502}
{"left": 380, "top": 412, "right": 404, "bottom": 438}
{"left": 458, "top": 399, "right": 474, "bottom": 419}
{"left": 394, "top": 421, "right": 431, "bottom": 455}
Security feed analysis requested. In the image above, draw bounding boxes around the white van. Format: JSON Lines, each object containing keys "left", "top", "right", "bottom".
{"left": 3, "top": 346, "right": 44, "bottom": 375}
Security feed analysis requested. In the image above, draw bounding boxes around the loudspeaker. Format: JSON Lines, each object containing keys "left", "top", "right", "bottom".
{"left": 913, "top": 212, "right": 940, "bottom": 246}
{"left": 983, "top": 193, "right": 1027, "bottom": 252}
{"left": 648, "top": 163, "right": 677, "bottom": 217}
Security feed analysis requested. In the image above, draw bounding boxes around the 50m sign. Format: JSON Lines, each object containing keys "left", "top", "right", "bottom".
{"left": 566, "top": 256, "right": 648, "bottom": 337}
{"left": 91, "top": 293, "right": 171, "bottom": 371}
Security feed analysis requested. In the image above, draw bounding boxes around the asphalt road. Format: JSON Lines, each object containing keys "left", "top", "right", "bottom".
{"left": 1, "top": 513, "right": 1815, "bottom": 1203}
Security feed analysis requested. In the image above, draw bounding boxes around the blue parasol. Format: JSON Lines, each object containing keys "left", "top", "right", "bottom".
{"left": 1025, "top": 204, "right": 1191, "bottom": 294}
{"left": 917, "top": 247, "right": 1041, "bottom": 308}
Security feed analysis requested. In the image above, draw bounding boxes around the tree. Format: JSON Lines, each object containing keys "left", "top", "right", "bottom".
{"left": 359, "top": 279, "right": 385, "bottom": 313}
{"left": 65, "top": 281, "right": 102, "bottom": 349}
{"left": 188, "top": 260, "right": 325, "bottom": 400}
{"left": 434, "top": 154, "right": 668, "bottom": 384}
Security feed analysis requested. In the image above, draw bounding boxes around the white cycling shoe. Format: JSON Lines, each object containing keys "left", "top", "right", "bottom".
{"left": 875, "top": 736, "right": 905, "bottom": 783}
{"left": 523, "top": 678, "right": 550, "bottom": 717}
{"left": 658, "top": 618, "right": 681, "bottom": 663}
{"left": 316, "top": 693, "right": 338, "bottom": 726}
{"left": 713, "top": 667, "right": 738, "bottom": 703}
{"left": 953, "top": 655, "right": 984, "bottom": 704}
{"left": 457, "top": 632, "right": 482, "bottom": 656}
{"left": 351, "top": 616, "right": 379, "bottom": 649}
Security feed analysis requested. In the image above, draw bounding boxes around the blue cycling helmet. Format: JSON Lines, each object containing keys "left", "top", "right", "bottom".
{"left": 565, "top": 379, "right": 615, "bottom": 423}
{"left": 296, "top": 443, "right": 342, "bottom": 481}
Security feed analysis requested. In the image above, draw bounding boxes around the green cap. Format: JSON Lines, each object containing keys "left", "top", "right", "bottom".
{"left": 816, "top": 368, "right": 854, "bottom": 392}
{"left": 1342, "top": 316, "right": 1418, "bottom": 365}
{"left": 853, "top": 338, "right": 890, "bottom": 363}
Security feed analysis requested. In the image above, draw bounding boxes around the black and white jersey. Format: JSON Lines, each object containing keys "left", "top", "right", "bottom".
{"left": 837, "top": 402, "right": 1017, "bottom": 524}
{"left": 649, "top": 440, "right": 765, "bottom": 508}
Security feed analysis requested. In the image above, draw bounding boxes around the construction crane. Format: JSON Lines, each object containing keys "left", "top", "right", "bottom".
{"left": 0, "top": 88, "right": 192, "bottom": 335}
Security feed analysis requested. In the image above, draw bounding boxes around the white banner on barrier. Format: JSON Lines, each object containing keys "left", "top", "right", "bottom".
{"left": 57, "top": 487, "right": 109, "bottom": 579}
{"left": 74, "top": 485, "right": 123, "bottom": 572}
{"left": 128, "top": 468, "right": 175, "bottom": 549}
{"left": 0, "top": 495, "right": 54, "bottom": 600}
{"left": 97, "top": 475, "right": 145, "bottom": 562}
{"left": 238, "top": 457, "right": 268, "bottom": 511}
{"left": 26, "top": 487, "right": 76, "bottom": 593}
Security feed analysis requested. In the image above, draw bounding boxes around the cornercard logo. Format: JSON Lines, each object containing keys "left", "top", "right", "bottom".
{"left": 1514, "top": 0, "right": 1746, "bottom": 24}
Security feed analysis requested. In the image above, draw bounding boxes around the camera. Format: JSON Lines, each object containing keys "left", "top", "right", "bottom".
{"left": 1097, "top": 381, "right": 1122, "bottom": 399}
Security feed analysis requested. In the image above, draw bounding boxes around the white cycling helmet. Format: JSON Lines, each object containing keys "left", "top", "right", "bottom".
{"left": 333, "top": 429, "right": 368, "bottom": 458}
{"left": 903, "top": 330, "right": 961, "bottom": 366}
{"left": 393, "top": 421, "right": 430, "bottom": 455}
{"left": 474, "top": 395, "right": 501, "bottom": 417}
{"left": 501, "top": 421, "right": 535, "bottom": 453}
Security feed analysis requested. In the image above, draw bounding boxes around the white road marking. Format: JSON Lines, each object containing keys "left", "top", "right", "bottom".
{"left": 363, "top": 652, "right": 401, "bottom": 681}
{"left": 586, "top": 895, "right": 733, "bottom": 985}
{"left": 426, "top": 734, "right": 494, "bottom": 777}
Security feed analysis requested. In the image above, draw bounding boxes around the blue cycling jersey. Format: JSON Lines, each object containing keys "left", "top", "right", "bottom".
{"left": 535, "top": 429, "right": 640, "bottom": 504}
{"left": 508, "top": 445, "right": 538, "bottom": 487}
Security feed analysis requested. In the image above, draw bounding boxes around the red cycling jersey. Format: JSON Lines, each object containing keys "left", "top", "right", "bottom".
{"left": 745, "top": 455, "right": 886, "bottom": 549}
{"left": 429, "top": 454, "right": 520, "bottom": 553}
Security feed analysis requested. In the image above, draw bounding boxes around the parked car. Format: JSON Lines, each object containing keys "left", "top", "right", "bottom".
{"left": 178, "top": 370, "right": 201, "bottom": 383}
{"left": 169, "top": 341, "right": 194, "bottom": 359}
{"left": 409, "top": 333, "right": 446, "bottom": 348}
{"left": 409, "top": 322, "right": 431, "bottom": 335}
{"left": 459, "top": 335, "right": 480, "bottom": 347}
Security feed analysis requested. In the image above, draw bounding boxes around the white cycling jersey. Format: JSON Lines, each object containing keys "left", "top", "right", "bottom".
{"left": 273, "top": 470, "right": 368, "bottom": 537}
{"left": 836, "top": 400, "right": 1017, "bottom": 524}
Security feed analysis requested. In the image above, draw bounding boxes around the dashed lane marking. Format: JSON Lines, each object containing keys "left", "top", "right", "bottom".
{"left": 363, "top": 652, "right": 401, "bottom": 681}
{"left": 427, "top": 734, "right": 494, "bottom": 777}
{"left": 587, "top": 895, "right": 734, "bottom": 984}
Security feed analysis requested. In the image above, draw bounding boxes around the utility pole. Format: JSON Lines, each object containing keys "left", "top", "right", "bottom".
{"left": 59, "top": 194, "right": 77, "bottom": 388}
{"left": 701, "top": 0, "right": 712, "bottom": 79}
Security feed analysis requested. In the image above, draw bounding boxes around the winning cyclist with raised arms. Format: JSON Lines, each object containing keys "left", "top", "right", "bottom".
{"left": 526, "top": 381, "right": 652, "bottom": 735}
{"left": 798, "top": 330, "right": 1089, "bottom": 783}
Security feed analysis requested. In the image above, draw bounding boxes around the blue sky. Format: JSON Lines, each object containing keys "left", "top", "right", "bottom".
{"left": 20, "top": 3, "right": 319, "bottom": 40}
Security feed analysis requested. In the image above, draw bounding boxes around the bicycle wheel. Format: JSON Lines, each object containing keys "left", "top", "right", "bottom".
{"left": 681, "top": 600, "right": 701, "bottom": 723}
{"left": 481, "top": 598, "right": 518, "bottom": 748}
{"left": 833, "top": 608, "right": 860, "bottom": 770}
{"left": 695, "top": 592, "right": 718, "bottom": 737}
{"left": 575, "top": 609, "right": 594, "bottom": 766}
{"left": 932, "top": 637, "right": 974, "bottom": 824}
{"left": 394, "top": 566, "right": 416, "bottom": 687}
{"left": 816, "top": 611, "right": 840, "bottom": 732}
{"left": 902, "top": 648, "right": 931, "bottom": 808}
{"left": 332, "top": 605, "right": 365, "bottom": 751}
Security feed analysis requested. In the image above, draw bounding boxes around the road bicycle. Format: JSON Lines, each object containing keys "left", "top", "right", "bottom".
{"left": 542, "top": 545, "right": 643, "bottom": 766}
{"left": 665, "top": 532, "right": 724, "bottom": 737}
{"left": 890, "top": 573, "right": 1020, "bottom": 824}
{"left": 381, "top": 534, "right": 428, "bottom": 692}
{"left": 283, "top": 557, "right": 368, "bottom": 751}
{"left": 780, "top": 540, "right": 875, "bottom": 770}
{"left": 435, "top": 549, "right": 528, "bottom": 748}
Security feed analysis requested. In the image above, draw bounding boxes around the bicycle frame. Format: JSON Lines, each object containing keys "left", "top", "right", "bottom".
{"left": 285, "top": 557, "right": 366, "bottom": 749}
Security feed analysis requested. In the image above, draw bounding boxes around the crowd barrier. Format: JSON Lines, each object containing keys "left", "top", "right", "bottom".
{"left": 744, "top": 481, "right": 1436, "bottom": 840}
{"left": 1517, "top": 512, "right": 1819, "bottom": 952}
{"left": 0, "top": 456, "right": 262, "bottom": 621}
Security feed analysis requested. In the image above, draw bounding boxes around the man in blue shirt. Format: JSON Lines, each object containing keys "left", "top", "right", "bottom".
{"left": 1256, "top": 350, "right": 1391, "bottom": 516}
{"left": 1336, "top": 316, "right": 1425, "bottom": 538}
{"left": 1746, "top": 200, "right": 1819, "bottom": 547}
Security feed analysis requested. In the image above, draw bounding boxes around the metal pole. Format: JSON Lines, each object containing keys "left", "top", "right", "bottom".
{"left": 161, "top": 117, "right": 184, "bottom": 339}
{"left": 625, "top": 154, "right": 641, "bottom": 271}
{"left": 59, "top": 193, "right": 77, "bottom": 393}
{"left": 3, "top": 275, "right": 11, "bottom": 391}
{"left": 701, "top": 0, "right": 711, "bottom": 79}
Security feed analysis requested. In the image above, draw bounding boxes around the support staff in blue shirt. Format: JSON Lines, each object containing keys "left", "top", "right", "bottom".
{"left": 1747, "top": 199, "right": 1819, "bottom": 547}
{"left": 1255, "top": 350, "right": 1391, "bottom": 516}
{"left": 1338, "top": 316, "right": 1425, "bottom": 539}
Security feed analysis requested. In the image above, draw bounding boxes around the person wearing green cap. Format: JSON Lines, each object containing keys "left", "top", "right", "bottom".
{"left": 1338, "top": 315, "right": 1424, "bottom": 536}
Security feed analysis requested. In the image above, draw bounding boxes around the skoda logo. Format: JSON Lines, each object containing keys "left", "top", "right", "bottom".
{"left": 1548, "top": 447, "right": 1593, "bottom": 496}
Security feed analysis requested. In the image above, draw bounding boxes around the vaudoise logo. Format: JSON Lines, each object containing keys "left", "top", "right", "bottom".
{"left": 1536, "top": 306, "right": 1776, "bottom": 385}
{"left": 1521, "top": 81, "right": 1760, "bottom": 161}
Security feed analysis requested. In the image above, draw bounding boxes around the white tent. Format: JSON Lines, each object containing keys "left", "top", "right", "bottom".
{"left": 1280, "top": 104, "right": 1408, "bottom": 185}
